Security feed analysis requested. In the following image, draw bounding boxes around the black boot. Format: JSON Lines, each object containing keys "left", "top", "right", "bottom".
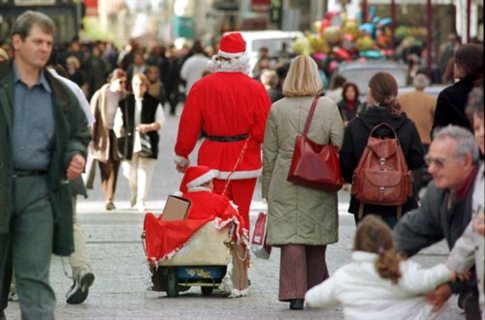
{"left": 289, "top": 299, "right": 304, "bottom": 310}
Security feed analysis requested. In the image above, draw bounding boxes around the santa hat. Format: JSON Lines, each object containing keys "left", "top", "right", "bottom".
{"left": 179, "top": 166, "right": 218, "bottom": 194}
{"left": 218, "top": 33, "right": 246, "bottom": 58}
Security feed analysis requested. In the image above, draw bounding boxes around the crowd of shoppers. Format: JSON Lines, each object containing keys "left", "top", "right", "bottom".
{"left": 0, "top": 9, "right": 484, "bottom": 320}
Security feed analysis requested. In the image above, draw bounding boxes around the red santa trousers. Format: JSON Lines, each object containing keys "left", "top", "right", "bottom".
{"left": 213, "top": 178, "right": 257, "bottom": 231}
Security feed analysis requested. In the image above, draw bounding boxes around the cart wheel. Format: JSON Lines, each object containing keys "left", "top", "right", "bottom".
{"left": 201, "top": 286, "right": 213, "bottom": 296}
{"left": 166, "top": 270, "right": 178, "bottom": 297}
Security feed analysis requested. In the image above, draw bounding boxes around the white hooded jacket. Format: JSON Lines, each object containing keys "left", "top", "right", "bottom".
{"left": 305, "top": 251, "right": 453, "bottom": 320}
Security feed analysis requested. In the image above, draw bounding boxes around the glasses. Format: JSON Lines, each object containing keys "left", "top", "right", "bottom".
{"left": 424, "top": 154, "right": 449, "bottom": 168}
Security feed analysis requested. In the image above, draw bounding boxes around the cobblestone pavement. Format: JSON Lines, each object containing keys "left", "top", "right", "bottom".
{"left": 4, "top": 113, "right": 465, "bottom": 319}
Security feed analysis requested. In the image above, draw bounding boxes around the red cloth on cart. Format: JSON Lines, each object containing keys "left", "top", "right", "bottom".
{"left": 143, "top": 213, "right": 211, "bottom": 262}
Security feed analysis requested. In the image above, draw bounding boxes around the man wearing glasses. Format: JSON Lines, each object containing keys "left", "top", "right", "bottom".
{"left": 394, "top": 125, "right": 482, "bottom": 319}
{"left": 89, "top": 68, "right": 127, "bottom": 210}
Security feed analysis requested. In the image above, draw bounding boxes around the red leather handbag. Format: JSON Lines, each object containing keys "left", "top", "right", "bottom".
{"left": 287, "top": 96, "right": 343, "bottom": 192}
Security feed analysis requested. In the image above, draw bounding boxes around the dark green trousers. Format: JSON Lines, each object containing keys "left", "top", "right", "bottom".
{"left": 0, "top": 175, "right": 56, "bottom": 320}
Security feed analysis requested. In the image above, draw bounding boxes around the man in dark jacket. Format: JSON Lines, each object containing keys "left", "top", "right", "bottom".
{"left": 394, "top": 125, "right": 482, "bottom": 320}
{"left": 0, "top": 11, "right": 90, "bottom": 319}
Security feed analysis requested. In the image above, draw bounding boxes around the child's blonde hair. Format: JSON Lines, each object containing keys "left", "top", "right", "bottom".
{"left": 353, "top": 215, "right": 403, "bottom": 284}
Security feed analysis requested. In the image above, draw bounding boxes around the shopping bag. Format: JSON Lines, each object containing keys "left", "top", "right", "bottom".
{"left": 250, "top": 212, "right": 271, "bottom": 259}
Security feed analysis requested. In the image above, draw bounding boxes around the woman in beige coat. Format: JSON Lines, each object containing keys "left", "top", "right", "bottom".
{"left": 262, "top": 55, "right": 344, "bottom": 310}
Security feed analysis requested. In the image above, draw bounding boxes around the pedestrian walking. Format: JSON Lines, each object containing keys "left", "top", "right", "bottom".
{"left": 260, "top": 69, "right": 284, "bottom": 103}
{"left": 89, "top": 68, "right": 128, "bottom": 210}
{"left": 47, "top": 56, "right": 95, "bottom": 304}
{"left": 305, "top": 215, "right": 456, "bottom": 319}
{"left": 116, "top": 73, "right": 165, "bottom": 211}
{"left": 336, "top": 82, "right": 362, "bottom": 126}
{"left": 262, "top": 55, "right": 344, "bottom": 310}
{"left": 325, "top": 75, "right": 346, "bottom": 103}
{"left": 174, "top": 32, "right": 271, "bottom": 229}
{"left": 340, "top": 71, "right": 424, "bottom": 227}
{"left": 444, "top": 86, "right": 484, "bottom": 319}
{"left": 399, "top": 74, "right": 436, "bottom": 191}
{"left": 0, "top": 11, "right": 90, "bottom": 319}
{"left": 432, "top": 43, "right": 483, "bottom": 132}
{"left": 394, "top": 125, "right": 482, "bottom": 320}
{"left": 180, "top": 40, "right": 209, "bottom": 95}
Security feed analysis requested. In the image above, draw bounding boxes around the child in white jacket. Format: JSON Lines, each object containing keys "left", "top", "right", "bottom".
{"left": 305, "top": 215, "right": 456, "bottom": 320}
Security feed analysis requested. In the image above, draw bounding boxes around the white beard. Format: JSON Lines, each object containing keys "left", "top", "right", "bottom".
{"left": 207, "top": 54, "right": 250, "bottom": 74}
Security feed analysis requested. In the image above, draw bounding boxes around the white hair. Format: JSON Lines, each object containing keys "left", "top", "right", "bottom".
{"left": 207, "top": 53, "right": 250, "bottom": 74}
{"left": 433, "top": 125, "right": 480, "bottom": 163}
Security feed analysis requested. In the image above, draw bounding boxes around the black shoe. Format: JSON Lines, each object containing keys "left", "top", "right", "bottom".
{"left": 289, "top": 299, "right": 304, "bottom": 310}
{"left": 66, "top": 271, "right": 95, "bottom": 304}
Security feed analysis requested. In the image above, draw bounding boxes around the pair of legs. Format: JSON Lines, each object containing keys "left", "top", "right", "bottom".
{"left": 212, "top": 178, "right": 257, "bottom": 230}
{"left": 98, "top": 130, "right": 120, "bottom": 210}
{"left": 9, "top": 196, "right": 93, "bottom": 305}
{"left": 0, "top": 175, "right": 56, "bottom": 319}
{"left": 279, "top": 245, "right": 328, "bottom": 303}
{"left": 121, "top": 153, "right": 156, "bottom": 210}
{"left": 98, "top": 158, "right": 120, "bottom": 209}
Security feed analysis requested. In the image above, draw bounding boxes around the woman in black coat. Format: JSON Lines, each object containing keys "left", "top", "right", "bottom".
{"left": 433, "top": 43, "right": 483, "bottom": 132}
{"left": 340, "top": 72, "right": 425, "bottom": 228}
{"left": 337, "top": 82, "right": 362, "bottom": 126}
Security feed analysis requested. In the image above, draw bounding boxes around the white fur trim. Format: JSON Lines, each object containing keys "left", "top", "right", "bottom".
{"left": 186, "top": 169, "right": 218, "bottom": 188}
{"left": 217, "top": 168, "right": 262, "bottom": 180}
{"left": 172, "top": 191, "right": 183, "bottom": 197}
{"left": 174, "top": 155, "right": 190, "bottom": 166}
{"left": 207, "top": 54, "right": 250, "bottom": 74}
{"left": 186, "top": 186, "right": 212, "bottom": 192}
{"left": 218, "top": 50, "right": 244, "bottom": 58}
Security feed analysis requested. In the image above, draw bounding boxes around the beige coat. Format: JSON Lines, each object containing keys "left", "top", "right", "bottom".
{"left": 262, "top": 96, "right": 344, "bottom": 246}
{"left": 399, "top": 90, "right": 436, "bottom": 145}
{"left": 89, "top": 84, "right": 126, "bottom": 162}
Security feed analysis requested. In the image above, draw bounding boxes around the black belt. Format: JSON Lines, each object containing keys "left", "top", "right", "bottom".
{"left": 13, "top": 170, "right": 48, "bottom": 177}
{"left": 206, "top": 133, "right": 249, "bottom": 142}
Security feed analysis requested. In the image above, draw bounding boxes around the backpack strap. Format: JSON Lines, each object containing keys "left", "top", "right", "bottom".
{"left": 302, "top": 95, "right": 320, "bottom": 138}
{"left": 369, "top": 122, "right": 399, "bottom": 140}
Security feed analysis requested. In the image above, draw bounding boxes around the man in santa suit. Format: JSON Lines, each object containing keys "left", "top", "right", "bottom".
{"left": 174, "top": 32, "right": 271, "bottom": 229}
{"left": 179, "top": 166, "right": 246, "bottom": 231}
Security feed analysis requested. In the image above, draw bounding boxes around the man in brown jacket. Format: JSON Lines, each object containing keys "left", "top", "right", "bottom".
{"left": 399, "top": 74, "right": 437, "bottom": 191}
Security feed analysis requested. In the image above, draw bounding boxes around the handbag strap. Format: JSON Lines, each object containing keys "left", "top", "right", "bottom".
{"left": 302, "top": 95, "right": 320, "bottom": 138}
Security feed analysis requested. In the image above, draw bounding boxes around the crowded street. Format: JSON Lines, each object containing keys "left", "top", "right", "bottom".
{"left": 4, "top": 115, "right": 464, "bottom": 320}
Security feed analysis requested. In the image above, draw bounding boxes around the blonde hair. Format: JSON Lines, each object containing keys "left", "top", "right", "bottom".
{"left": 66, "top": 55, "right": 80, "bottom": 69}
{"left": 353, "top": 215, "right": 403, "bottom": 284}
{"left": 132, "top": 73, "right": 149, "bottom": 87}
{"left": 283, "top": 55, "right": 322, "bottom": 97}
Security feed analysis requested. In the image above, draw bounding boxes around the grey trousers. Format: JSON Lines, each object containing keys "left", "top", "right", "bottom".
{"left": 279, "top": 244, "right": 328, "bottom": 302}
{"left": 0, "top": 175, "right": 56, "bottom": 320}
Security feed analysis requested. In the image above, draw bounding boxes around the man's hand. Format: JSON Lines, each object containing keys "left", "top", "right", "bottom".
{"left": 67, "top": 154, "right": 86, "bottom": 180}
{"left": 174, "top": 156, "right": 190, "bottom": 173}
{"left": 425, "top": 283, "right": 453, "bottom": 311}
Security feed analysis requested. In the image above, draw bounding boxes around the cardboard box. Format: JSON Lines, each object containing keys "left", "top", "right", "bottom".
{"left": 161, "top": 195, "right": 191, "bottom": 221}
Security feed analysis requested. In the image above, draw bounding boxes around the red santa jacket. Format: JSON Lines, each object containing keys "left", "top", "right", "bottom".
{"left": 175, "top": 72, "right": 271, "bottom": 179}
